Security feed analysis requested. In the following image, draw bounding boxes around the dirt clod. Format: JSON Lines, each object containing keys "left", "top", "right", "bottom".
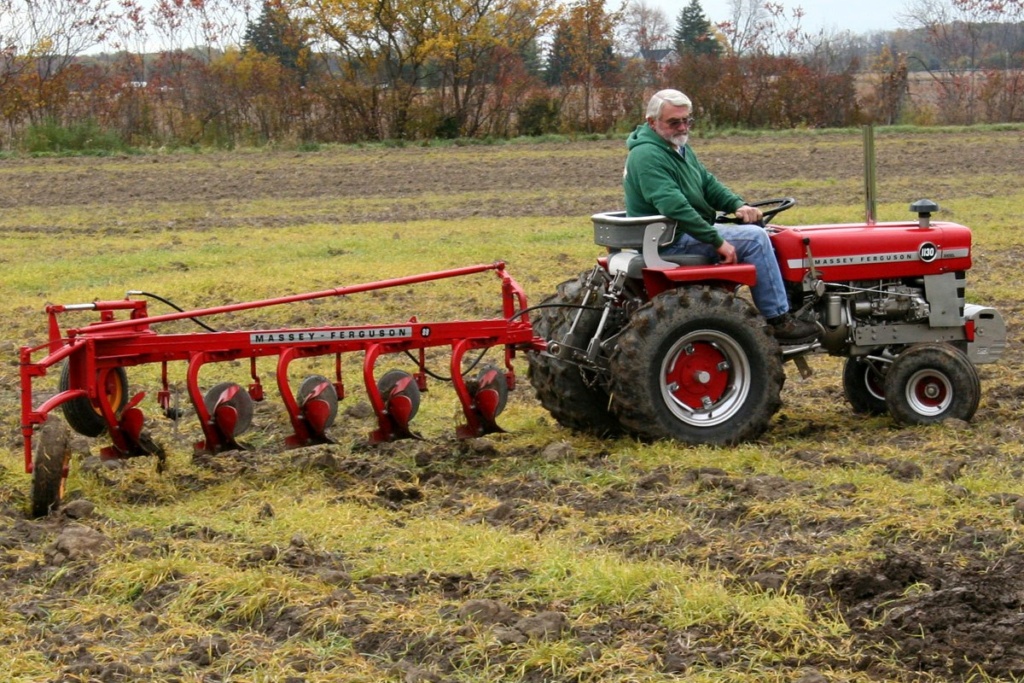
{"left": 45, "top": 524, "right": 110, "bottom": 565}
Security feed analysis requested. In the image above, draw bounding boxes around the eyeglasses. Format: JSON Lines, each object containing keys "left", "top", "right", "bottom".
{"left": 662, "top": 116, "right": 695, "bottom": 128}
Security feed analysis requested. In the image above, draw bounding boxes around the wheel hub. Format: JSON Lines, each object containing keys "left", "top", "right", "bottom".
{"left": 657, "top": 328, "right": 754, "bottom": 429}
{"left": 665, "top": 341, "right": 729, "bottom": 410}
{"left": 908, "top": 369, "right": 952, "bottom": 414}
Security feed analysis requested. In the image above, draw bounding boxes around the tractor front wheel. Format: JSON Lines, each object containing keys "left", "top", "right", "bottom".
{"left": 884, "top": 343, "right": 980, "bottom": 425}
{"left": 609, "top": 286, "right": 784, "bottom": 445}
{"left": 842, "top": 355, "right": 889, "bottom": 415}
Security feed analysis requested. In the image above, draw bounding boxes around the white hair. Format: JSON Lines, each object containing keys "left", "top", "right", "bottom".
{"left": 646, "top": 89, "right": 692, "bottom": 120}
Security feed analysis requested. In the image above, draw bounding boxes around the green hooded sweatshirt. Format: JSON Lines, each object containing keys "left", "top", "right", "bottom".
{"left": 623, "top": 123, "right": 744, "bottom": 248}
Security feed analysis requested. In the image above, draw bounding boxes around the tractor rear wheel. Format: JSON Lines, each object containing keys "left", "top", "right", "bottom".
{"left": 527, "top": 272, "right": 621, "bottom": 436}
{"left": 842, "top": 355, "right": 889, "bottom": 415}
{"left": 59, "top": 363, "right": 129, "bottom": 438}
{"left": 609, "top": 286, "right": 784, "bottom": 445}
{"left": 884, "top": 343, "right": 980, "bottom": 425}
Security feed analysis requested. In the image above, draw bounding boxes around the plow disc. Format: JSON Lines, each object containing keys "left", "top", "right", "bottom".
{"left": 374, "top": 370, "right": 422, "bottom": 442}
{"left": 470, "top": 364, "right": 509, "bottom": 432}
{"left": 297, "top": 374, "right": 339, "bottom": 439}
{"left": 200, "top": 382, "right": 255, "bottom": 452}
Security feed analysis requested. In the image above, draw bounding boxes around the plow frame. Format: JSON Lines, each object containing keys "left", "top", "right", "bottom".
{"left": 20, "top": 262, "right": 541, "bottom": 471}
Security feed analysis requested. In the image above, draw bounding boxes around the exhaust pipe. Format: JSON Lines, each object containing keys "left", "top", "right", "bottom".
{"left": 863, "top": 124, "right": 876, "bottom": 225}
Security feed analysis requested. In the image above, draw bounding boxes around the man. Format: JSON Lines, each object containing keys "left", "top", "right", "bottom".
{"left": 623, "top": 89, "right": 818, "bottom": 344}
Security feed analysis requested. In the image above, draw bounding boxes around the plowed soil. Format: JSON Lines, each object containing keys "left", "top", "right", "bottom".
{"left": 4, "top": 131, "right": 1024, "bottom": 223}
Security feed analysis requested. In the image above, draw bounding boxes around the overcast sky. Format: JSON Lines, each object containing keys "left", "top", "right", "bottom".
{"left": 657, "top": 0, "right": 909, "bottom": 36}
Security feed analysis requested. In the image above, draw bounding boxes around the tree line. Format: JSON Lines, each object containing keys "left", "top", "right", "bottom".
{"left": 1, "top": 0, "right": 1022, "bottom": 151}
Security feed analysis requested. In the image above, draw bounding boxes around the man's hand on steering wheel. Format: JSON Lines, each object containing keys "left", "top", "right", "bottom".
{"left": 733, "top": 205, "right": 763, "bottom": 224}
{"left": 716, "top": 197, "right": 796, "bottom": 226}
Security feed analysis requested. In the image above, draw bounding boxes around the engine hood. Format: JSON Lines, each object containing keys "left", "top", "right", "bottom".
{"left": 770, "top": 220, "right": 973, "bottom": 283}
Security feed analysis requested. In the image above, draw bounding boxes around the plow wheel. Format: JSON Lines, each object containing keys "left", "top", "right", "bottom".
{"left": 842, "top": 354, "right": 889, "bottom": 415}
{"left": 884, "top": 343, "right": 980, "bottom": 425}
{"left": 204, "top": 382, "right": 255, "bottom": 441}
{"left": 297, "top": 374, "right": 339, "bottom": 439}
{"left": 609, "top": 286, "right": 784, "bottom": 446}
{"left": 527, "top": 272, "right": 621, "bottom": 437}
{"left": 377, "top": 370, "right": 421, "bottom": 436}
{"left": 59, "top": 364, "right": 129, "bottom": 438}
{"left": 31, "top": 419, "right": 72, "bottom": 517}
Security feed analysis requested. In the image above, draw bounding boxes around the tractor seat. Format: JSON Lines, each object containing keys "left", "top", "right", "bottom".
{"left": 592, "top": 211, "right": 714, "bottom": 275}
{"left": 662, "top": 253, "right": 715, "bottom": 266}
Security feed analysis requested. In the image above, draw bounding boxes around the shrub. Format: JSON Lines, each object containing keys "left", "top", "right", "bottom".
{"left": 517, "top": 94, "right": 562, "bottom": 136}
{"left": 23, "top": 118, "right": 129, "bottom": 155}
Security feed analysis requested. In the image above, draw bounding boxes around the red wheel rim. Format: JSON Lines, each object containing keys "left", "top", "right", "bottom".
{"left": 664, "top": 341, "right": 729, "bottom": 410}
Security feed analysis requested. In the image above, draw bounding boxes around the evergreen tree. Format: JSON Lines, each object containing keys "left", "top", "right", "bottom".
{"left": 545, "top": 21, "right": 573, "bottom": 85}
{"left": 244, "top": 0, "right": 309, "bottom": 76}
{"left": 673, "top": 0, "right": 721, "bottom": 57}
{"left": 520, "top": 38, "right": 545, "bottom": 79}
{"left": 544, "top": 3, "right": 618, "bottom": 87}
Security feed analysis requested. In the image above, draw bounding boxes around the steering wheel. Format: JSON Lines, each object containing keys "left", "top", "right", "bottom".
{"left": 715, "top": 197, "right": 796, "bottom": 226}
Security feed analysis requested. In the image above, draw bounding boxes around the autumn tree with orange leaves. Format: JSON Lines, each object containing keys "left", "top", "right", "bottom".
{"left": 0, "top": 0, "right": 112, "bottom": 138}
{"left": 298, "top": 0, "right": 556, "bottom": 139}
{"left": 546, "top": 0, "right": 620, "bottom": 133}
{"left": 424, "top": 0, "right": 558, "bottom": 137}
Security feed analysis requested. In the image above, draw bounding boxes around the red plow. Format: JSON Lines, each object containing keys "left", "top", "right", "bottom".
{"left": 20, "top": 262, "right": 542, "bottom": 515}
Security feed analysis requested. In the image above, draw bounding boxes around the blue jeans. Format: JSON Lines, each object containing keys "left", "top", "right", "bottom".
{"left": 661, "top": 224, "right": 790, "bottom": 319}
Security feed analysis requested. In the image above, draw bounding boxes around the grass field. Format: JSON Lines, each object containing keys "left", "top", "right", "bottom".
{"left": 2, "top": 127, "right": 1024, "bottom": 682}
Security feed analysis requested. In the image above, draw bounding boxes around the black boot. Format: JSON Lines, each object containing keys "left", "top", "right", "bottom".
{"left": 767, "top": 313, "right": 819, "bottom": 344}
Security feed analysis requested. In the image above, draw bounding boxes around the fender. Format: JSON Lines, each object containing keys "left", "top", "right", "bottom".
{"left": 642, "top": 263, "right": 757, "bottom": 298}
{"left": 597, "top": 256, "right": 756, "bottom": 299}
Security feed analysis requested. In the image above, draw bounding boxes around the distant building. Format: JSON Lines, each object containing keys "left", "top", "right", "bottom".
{"left": 636, "top": 49, "right": 679, "bottom": 71}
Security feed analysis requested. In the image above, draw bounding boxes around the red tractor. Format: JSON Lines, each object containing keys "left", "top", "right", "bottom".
{"left": 526, "top": 197, "right": 1007, "bottom": 445}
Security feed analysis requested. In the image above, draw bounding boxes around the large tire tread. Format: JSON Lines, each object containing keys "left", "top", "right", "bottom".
{"left": 527, "top": 273, "right": 622, "bottom": 436}
{"left": 609, "top": 286, "right": 784, "bottom": 445}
